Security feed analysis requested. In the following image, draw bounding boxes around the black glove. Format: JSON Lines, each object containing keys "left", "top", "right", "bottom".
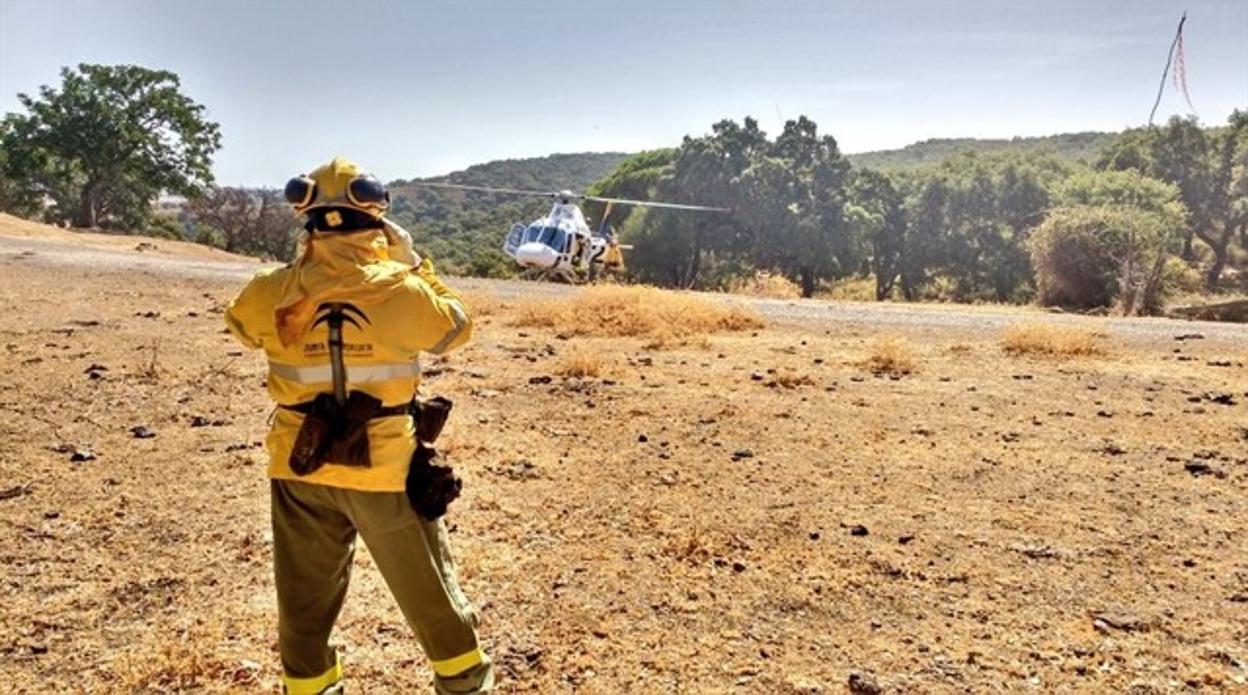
{"left": 406, "top": 444, "right": 462, "bottom": 520}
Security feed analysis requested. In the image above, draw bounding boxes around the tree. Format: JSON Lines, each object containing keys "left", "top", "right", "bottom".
{"left": 892, "top": 152, "right": 1066, "bottom": 302}
{"left": 943, "top": 154, "right": 1059, "bottom": 301}
{"left": 187, "top": 187, "right": 299, "bottom": 261}
{"left": 661, "top": 118, "right": 767, "bottom": 288}
{"left": 597, "top": 117, "right": 864, "bottom": 296}
{"left": 1029, "top": 170, "right": 1185, "bottom": 314}
{"left": 583, "top": 149, "right": 704, "bottom": 286}
{"left": 593, "top": 120, "right": 766, "bottom": 288}
{"left": 1232, "top": 115, "right": 1248, "bottom": 255}
{"left": 1206, "top": 110, "right": 1248, "bottom": 286}
{"left": 584, "top": 148, "right": 677, "bottom": 229}
{"left": 0, "top": 140, "right": 25, "bottom": 217}
{"left": 848, "top": 169, "right": 907, "bottom": 299}
{"left": 1100, "top": 113, "right": 1248, "bottom": 288}
{"left": 898, "top": 175, "right": 950, "bottom": 300}
{"left": 737, "top": 117, "right": 856, "bottom": 297}
{"left": 1, "top": 64, "right": 221, "bottom": 229}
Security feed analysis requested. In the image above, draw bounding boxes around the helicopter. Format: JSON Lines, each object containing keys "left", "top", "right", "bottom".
{"left": 407, "top": 182, "right": 727, "bottom": 283}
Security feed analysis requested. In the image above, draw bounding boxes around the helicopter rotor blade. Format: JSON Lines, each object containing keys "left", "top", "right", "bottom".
{"left": 407, "top": 182, "right": 727, "bottom": 211}
{"left": 582, "top": 195, "right": 728, "bottom": 212}
{"left": 406, "top": 181, "right": 558, "bottom": 198}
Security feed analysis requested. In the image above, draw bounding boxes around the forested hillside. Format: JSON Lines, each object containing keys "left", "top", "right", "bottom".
{"left": 846, "top": 132, "right": 1120, "bottom": 171}
{"left": 386, "top": 152, "right": 629, "bottom": 276}
{"left": 391, "top": 152, "right": 630, "bottom": 193}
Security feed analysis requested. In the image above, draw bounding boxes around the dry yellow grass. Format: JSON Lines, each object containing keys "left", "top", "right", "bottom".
{"left": 768, "top": 367, "right": 815, "bottom": 389}
{"left": 1001, "top": 323, "right": 1107, "bottom": 357}
{"left": 461, "top": 290, "right": 505, "bottom": 318}
{"left": 111, "top": 626, "right": 257, "bottom": 691}
{"left": 511, "top": 285, "right": 763, "bottom": 348}
{"left": 553, "top": 344, "right": 605, "bottom": 378}
{"left": 862, "top": 335, "right": 917, "bottom": 376}
{"left": 821, "top": 277, "right": 877, "bottom": 301}
{"left": 729, "top": 272, "right": 801, "bottom": 300}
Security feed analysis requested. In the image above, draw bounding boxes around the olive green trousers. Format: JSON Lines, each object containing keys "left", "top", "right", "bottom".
{"left": 271, "top": 480, "right": 493, "bottom": 694}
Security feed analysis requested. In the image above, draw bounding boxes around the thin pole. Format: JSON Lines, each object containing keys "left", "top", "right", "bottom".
{"left": 1148, "top": 12, "right": 1187, "bottom": 126}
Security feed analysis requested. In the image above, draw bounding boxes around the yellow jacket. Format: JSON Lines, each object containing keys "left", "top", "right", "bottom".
{"left": 225, "top": 228, "right": 472, "bottom": 492}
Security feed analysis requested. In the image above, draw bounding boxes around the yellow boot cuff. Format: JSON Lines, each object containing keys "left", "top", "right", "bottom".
{"left": 283, "top": 656, "right": 343, "bottom": 694}
{"left": 430, "top": 647, "right": 485, "bottom": 677}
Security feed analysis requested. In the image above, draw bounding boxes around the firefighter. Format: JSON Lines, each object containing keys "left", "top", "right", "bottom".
{"left": 225, "top": 157, "right": 492, "bottom": 694}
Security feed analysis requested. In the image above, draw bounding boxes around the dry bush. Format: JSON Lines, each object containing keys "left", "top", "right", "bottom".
{"left": 862, "top": 336, "right": 917, "bottom": 376}
{"left": 511, "top": 285, "right": 763, "bottom": 348}
{"left": 665, "top": 524, "right": 713, "bottom": 565}
{"left": 461, "top": 290, "right": 505, "bottom": 318}
{"left": 138, "top": 339, "right": 163, "bottom": 380}
{"left": 822, "top": 277, "right": 878, "bottom": 302}
{"left": 729, "top": 272, "right": 801, "bottom": 299}
{"left": 1001, "top": 323, "right": 1106, "bottom": 357}
{"left": 554, "top": 345, "right": 604, "bottom": 378}
{"left": 768, "top": 368, "right": 815, "bottom": 389}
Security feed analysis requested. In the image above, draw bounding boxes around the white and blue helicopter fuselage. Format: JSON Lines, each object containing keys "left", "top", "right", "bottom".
{"left": 502, "top": 195, "right": 619, "bottom": 281}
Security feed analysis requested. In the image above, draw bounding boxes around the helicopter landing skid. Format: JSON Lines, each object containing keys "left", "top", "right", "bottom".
{"left": 520, "top": 267, "right": 581, "bottom": 284}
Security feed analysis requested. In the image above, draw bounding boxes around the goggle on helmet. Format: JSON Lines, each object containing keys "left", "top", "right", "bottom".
{"left": 284, "top": 157, "right": 390, "bottom": 217}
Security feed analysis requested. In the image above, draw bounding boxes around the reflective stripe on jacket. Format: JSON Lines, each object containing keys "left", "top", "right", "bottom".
{"left": 224, "top": 228, "right": 472, "bottom": 492}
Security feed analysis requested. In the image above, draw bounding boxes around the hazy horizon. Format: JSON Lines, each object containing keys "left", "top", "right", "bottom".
{"left": 2, "top": 0, "right": 1245, "bottom": 187}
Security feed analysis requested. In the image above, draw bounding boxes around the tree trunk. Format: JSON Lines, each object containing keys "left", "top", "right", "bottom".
{"left": 1139, "top": 250, "right": 1170, "bottom": 316}
{"left": 799, "top": 267, "right": 816, "bottom": 298}
{"left": 994, "top": 272, "right": 1011, "bottom": 303}
{"left": 1205, "top": 247, "right": 1228, "bottom": 290}
{"left": 78, "top": 180, "right": 98, "bottom": 228}
{"left": 899, "top": 271, "right": 917, "bottom": 301}
{"left": 875, "top": 273, "right": 894, "bottom": 301}
{"left": 686, "top": 228, "right": 703, "bottom": 289}
{"left": 1117, "top": 251, "right": 1138, "bottom": 316}
{"left": 1201, "top": 222, "right": 1236, "bottom": 290}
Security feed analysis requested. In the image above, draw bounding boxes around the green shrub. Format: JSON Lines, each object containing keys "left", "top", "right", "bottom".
{"left": 1030, "top": 171, "right": 1185, "bottom": 314}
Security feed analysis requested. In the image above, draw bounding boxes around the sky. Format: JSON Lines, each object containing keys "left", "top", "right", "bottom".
{"left": 1, "top": 0, "right": 1245, "bottom": 187}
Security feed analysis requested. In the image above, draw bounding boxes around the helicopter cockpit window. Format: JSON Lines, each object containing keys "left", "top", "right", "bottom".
{"left": 524, "top": 224, "right": 542, "bottom": 243}
{"left": 538, "top": 226, "right": 567, "bottom": 252}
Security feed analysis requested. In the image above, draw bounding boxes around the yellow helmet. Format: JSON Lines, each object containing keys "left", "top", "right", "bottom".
{"left": 284, "top": 157, "right": 390, "bottom": 219}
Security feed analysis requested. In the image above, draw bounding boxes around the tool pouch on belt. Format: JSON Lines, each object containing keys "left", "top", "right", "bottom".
{"left": 406, "top": 397, "right": 462, "bottom": 520}
{"left": 406, "top": 444, "right": 462, "bottom": 520}
{"left": 289, "top": 391, "right": 383, "bottom": 475}
{"left": 416, "top": 396, "right": 452, "bottom": 443}
{"left": 289, "top": 393, "right": 337, "bottom": 476}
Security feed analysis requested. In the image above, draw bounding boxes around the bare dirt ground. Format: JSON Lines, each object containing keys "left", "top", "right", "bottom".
{"left": 1, "top": 222, "right": 1246, "bottom": 693}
